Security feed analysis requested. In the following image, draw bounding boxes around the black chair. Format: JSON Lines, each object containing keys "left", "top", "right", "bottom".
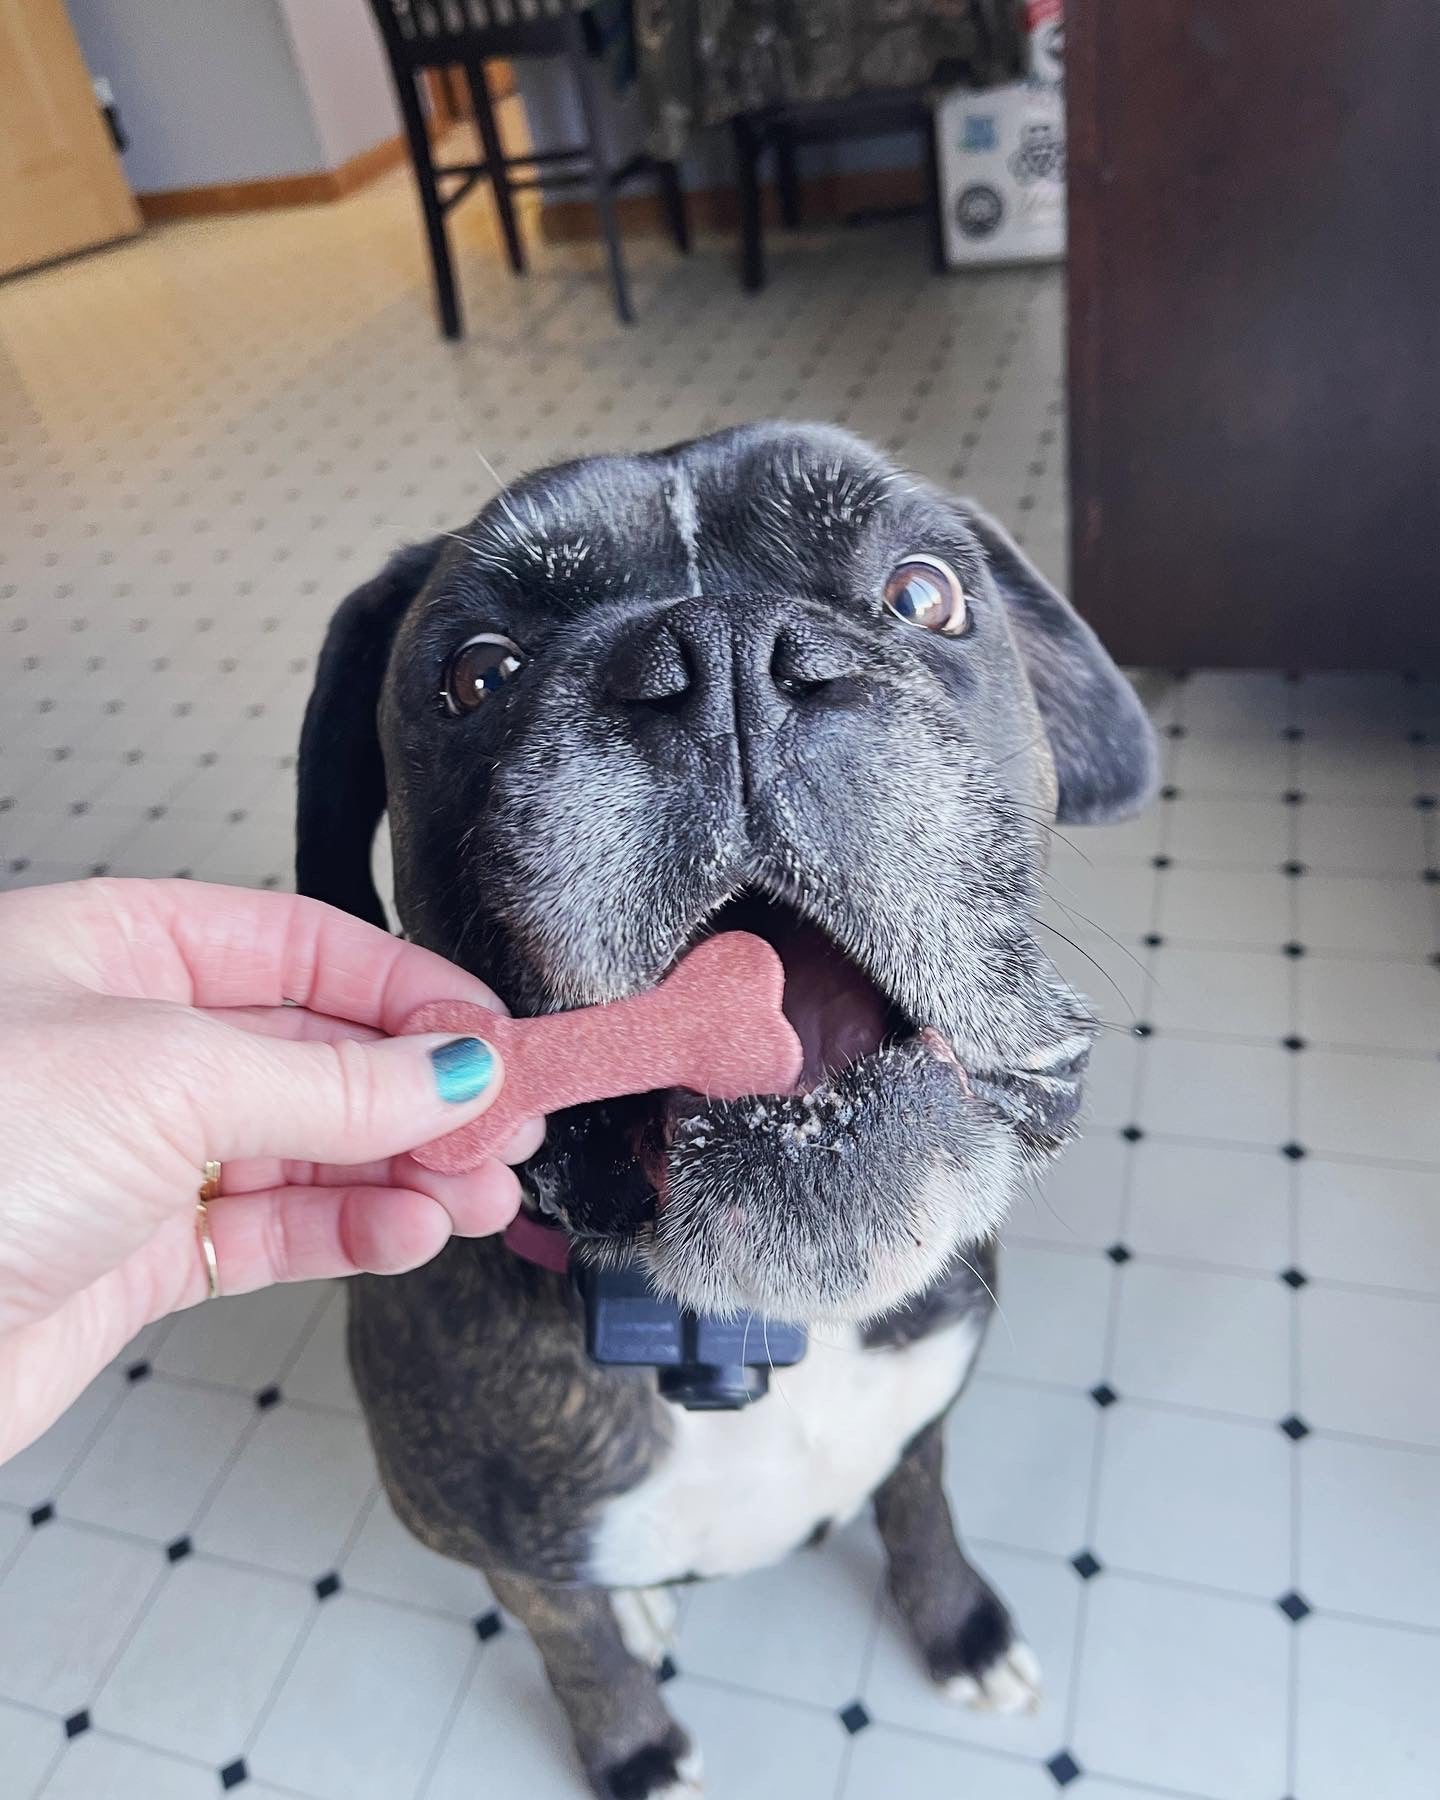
{"left": 366, "top": 0, "right": 690, "bottom": 334}
{"left": 731, "top": 91, "right": 945, "bottom": 292}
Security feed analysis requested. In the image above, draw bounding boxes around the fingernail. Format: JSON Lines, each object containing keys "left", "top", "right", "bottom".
{"left": 430, "top": 1036, "right": 496, "bottom": 1104}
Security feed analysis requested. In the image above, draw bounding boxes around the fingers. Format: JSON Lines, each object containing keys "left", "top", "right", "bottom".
{"left": 175, "top": 1161, "right": 523, "bottom": 1304}
{"left": 38, "top": 879, "right": 512, "bottom": 1029}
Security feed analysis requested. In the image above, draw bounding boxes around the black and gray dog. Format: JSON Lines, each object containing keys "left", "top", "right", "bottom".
{"left": 296, "top": 421, "right": 1156, "bottom": 1798}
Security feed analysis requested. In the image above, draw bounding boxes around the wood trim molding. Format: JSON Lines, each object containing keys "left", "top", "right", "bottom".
{"left": 136, "top": 130, "right": 413, "bottom": 223}
{"left": 536, "top": 164, "right": 924, "bottom": 243}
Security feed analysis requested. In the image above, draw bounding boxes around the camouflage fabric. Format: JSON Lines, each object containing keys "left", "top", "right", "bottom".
{"left": 634, "top": 0, "right": 1026, "bottom": 157}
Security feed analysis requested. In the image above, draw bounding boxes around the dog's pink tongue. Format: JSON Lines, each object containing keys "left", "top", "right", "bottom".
{"left": 404, "top": 931, "right": 803, "bottom": 1174}
{"left": 775, "top": 920, "right": 891, "bottom": 1088}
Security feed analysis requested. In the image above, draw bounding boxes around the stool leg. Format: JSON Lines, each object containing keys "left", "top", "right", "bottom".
{"left": 465, "top": 58, "right": 526, "bottom": 275}
{"left": 732, "top": 116, "right": 765, "bottom": 291}
{"left": 776, "top": 127, "right": 802, "bottom": 229}
{"left": 922, "top": 105, "right": 947, "bottom": 274}
{"left": 396, "top": 69, "right": 462, "bottom": 337}
{"left": 568, "top": 36, "right": 634, "bottom": 324}
{"left": 657, "top": 159, "right": 690, "bottom": 254}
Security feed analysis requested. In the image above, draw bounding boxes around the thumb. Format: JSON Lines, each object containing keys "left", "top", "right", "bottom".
{"left": 196, "top": 1024, "right": 505, "bottom": 1167}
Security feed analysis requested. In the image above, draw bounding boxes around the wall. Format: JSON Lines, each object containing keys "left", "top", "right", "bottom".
{"left": 66, "top": 0, "right": 396, "bottom": 195}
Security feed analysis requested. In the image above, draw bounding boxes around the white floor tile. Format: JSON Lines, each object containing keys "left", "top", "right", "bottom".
{"left": 1136, "top": 1036, "right": 1290, "bottom": 1147}
{"left": 979, "top": 1246, "right": 1113, "bottom": 1388}
{"left": 1298, "top": 737, "right": 1424, "bottom": 800}
{"left": 1300, "top": 1434, "right": 1440, "bottom": 1630}
{"left": 1078, "top": 1035, "right": 1142, "bottom": 1130}
{"left": 843, "top": 1725, "right": 1055, "bottom": 1798}
{"left": 94, "top": 1558, "right": 311, "bottom": 1762}
{"left": 947, "top": 1379, "right": 1099, "bottom": 1558}
{"left": 1145, "top": 945, "right": 1291, "bottom": 1040}
{"left": 196, "top": 1404, "right": 374, "bottom": 1576}
{"left": 1298, "top": 801, "right": 1426, "bottom": 876}
{"left": 421, "top": 1629, "right": 580, "bottom": 1800}
{"left": 248, "top": 1593, "right": 473, "bottom": 1800}
{"left": 1109, "top": 1263, "right": 1290, "bottom": 1420}
{"left": 1296, "top": 1614, "right": 1440, "bottom": 1800}
{"left": 341, "top": 1492, "right": 491, "bottom": 1618}
{"left": 1297, "top": 1047, "right": 1440, "bottom": 1165}
{"left": 1180, "top": 673, "right": 1293, "bottom": 736}
{"left": 1173, "top": 731, "right": 1294, "bottom": 795}
{"left": 1298, "top": 1285, "right": 1440, "bottom": 1448}
{"left": 59, "top": 1380, "right": 253, "bottom": 1542}
{"left": 153, "top": 1283, "right": 330, "bottom": 1393}
{"left": 0, "top": 1697, "right": 60, "bottom": 1800}
{"left": 1093, "top": 1406, "right": 1290, "bottom": 1596}
{"left": 281, "top": 1288, "right": 359, "bottom": 1411}
{"left": 0, "top": 1378, "right": 121, "bottom": 1509}
{"left": 1299, "top": 1159, "right": 1440, "bottom": 1294}
{"left": 1155, "top": 865, "right": 1293, "bottom": 947}
{"left": 1008, "top": 1130, "right": 1129, "bottom": 1252}
{"left": 0, "top": 1522, "right": 158, "bottom": 1714}
{"left": 1072, "top": 1577, "right": 1289, "bottom": 1799}
{"left": 667, "top": 1677, "right": 849, "bottom": 1800}
{"left": 678, "top": 1524, "right": 881, "bottom": 1707}
{"left": 1039, "top": 848, "right": 1159, "bottom": 943}
{"left": 1298, "top": 956, "right": 1439, "bottom": 1052}
{"left": 1125, "top": 1140, "right": 1291, "bottom": 1274}
{"left": 0, "top": 1507, "right": 27, "bottom": 1571}
{"left": 1066, "top": 808, "right": 1165, "bottom": 862}
{"left": 864, "top": 1546, "right": 1080, "bottom": 1759}
{"left": 1166, "top": 797, "right": 1287, "bottom": 868}
{"left": 35, "top": 1735, "right": 216, "bottom": 1800}
{"left": 1296, "top": 874, "right": 1440, "bottom": 956}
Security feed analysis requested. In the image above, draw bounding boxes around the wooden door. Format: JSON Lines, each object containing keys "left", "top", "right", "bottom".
{"left": 0, "top": 0, "right": 140, "bottom": 278}
{"left": 1066, "top": 2, "right": 1439, "bottom": 669}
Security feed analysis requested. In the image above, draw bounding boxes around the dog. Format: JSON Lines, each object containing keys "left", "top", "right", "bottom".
{"left": 295, "top": 421, "right": 1156, "bottom": 1797}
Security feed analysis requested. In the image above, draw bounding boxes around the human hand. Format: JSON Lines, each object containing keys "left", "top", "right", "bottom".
{"left": 0, "top": 878, "right": 540, "bottom": 1463}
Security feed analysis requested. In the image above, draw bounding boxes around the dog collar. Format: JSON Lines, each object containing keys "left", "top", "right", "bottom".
{"left": 505, "top": 1195, "right": 806, "bottom": 1410}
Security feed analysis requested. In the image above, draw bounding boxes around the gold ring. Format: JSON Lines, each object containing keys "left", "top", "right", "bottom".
{"left": 196, "top": 1160, "right": 222, "bottom": 1299}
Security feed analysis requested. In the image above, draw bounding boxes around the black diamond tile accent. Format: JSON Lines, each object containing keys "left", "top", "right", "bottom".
{"left": 1281, "top": 1267, "right": 1309, "bottom": 1289}
{"left": 1152, "top": 854, "right": 1172, "bottom": 869}
{"left": 1132, "top": 1022, "right": 1154, "bottom": 1038}
{"left": 220, "top": 1758, "right": 249, "bottom": 1790}
{"left": 1280, "top": 1414, "right": 1311, "bottom": 1441}
{"left": 1160, "top": 784, "right": 1179, "bottom": 801}
{"left": 1425, "top": 869, "right": 1440, "bottom": 886}
{"left": 1047, "top": 1750, "right": 1083, "bottom": 1787}
{"left": 1283, "top": 725, "right": 1305, "bottom": 742}
{"left": 255, "top": 1385, "right": 282, "bottom": 1410}
{"left": 1121, "top": 1125, "right": 1145, "bottom": 1143}
{"left": 1106, "top": 1244, "right": 1133, "bottom": 1265}
{"left": 314, "top": 1572, "right": 341, "bottom": 1600}
{"left": 125, "top": 1359, "right": 151, "bottom": 1383}
{"left": 1282, "top": 1144, "right": 1308, "bottom": 1162}
{"left": 1282, "top": 860, "right": 1307, "bottom": 877}
{"left": 1414, "top": 794, "right": 1437, "bottom": 812}
{"left": 29, "top": 1502, "right": 54, "bottom": 1528}
{"left": 1277, "top": 1590, "right": 1312, "bottom": 1623}
{"left": 1090, "top": 1382, "right": 1118, "bottom": 1409}
{"left": 474, "top": 1608, "right": 504, "bottom": 1641}
{"left": 1165, "top": 723, "right": 1186, "bottom": 739}
{"left": 166, "top": 1535, "right": 192, "bottom": 1563}
{"left": 1283, "top": 789, "right": 1305, "bottom": 805}
{"left": 838, "top": 1701, "right": 871, "bottom": 1735}
{"left": 1143, "top": 932, "right": 1164, "bottom": 948}
{"left": 64, "top": 1709, "right": 90, "bottom": 1739}
{"left": 657, "top": 1653, "right": 678, "bottom": 1684}
{"left": 1409, "top": 729, "right": 1428, "bottom": 745}
{"left": 1070, "top": 1550, "right": 1102, "bottom": 1581}
{"left": 1283, "top": 1035, "right": 1307, "bottom": 1052}
{"left": 1283, "top": 942, "right": 1307, "bottom": 958}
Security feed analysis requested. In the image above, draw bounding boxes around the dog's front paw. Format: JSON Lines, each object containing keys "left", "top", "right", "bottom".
{"left": 600, "top": 1739, "right": 703, "bottom": 1800}
{"left": 927, "top": 1587, "right": 1042, "bottom": 1716}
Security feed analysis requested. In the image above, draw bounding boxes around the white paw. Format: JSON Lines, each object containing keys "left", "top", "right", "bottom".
{"left": 942, "top": 1640, "right": 1042, "bottom": 1715}
{"left": 611, "top": 1585, "right": 679, "bottom": 1669}
{"left": 652, "top": 1748, "right": 704, "bottom": 1797}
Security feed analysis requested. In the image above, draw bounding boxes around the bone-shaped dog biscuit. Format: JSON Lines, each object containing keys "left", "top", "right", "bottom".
{"left": 403, "top": 931, "right": 803, "bottom": 1173}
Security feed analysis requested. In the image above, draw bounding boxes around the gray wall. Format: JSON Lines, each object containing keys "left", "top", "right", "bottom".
{"left": 67, "top": 0, "right": 396, "bottom": 194}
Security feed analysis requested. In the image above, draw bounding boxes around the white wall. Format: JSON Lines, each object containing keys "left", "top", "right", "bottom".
{"left": 277, "top": 0, "right": 399, "bottom": 168}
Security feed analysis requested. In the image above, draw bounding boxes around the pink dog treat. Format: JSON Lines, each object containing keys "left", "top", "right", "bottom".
{"left": 403, "top": 931, "right": 803, "bottom": 1174}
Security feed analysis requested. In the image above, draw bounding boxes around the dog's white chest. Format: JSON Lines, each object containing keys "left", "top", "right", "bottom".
{"left": 586, "top": 1317, "right": 981, "bottom": 1587}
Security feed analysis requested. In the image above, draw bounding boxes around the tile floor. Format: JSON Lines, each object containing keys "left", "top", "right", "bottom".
{"left": 2, "top": 157, "right": 1438, "bottom": 1800}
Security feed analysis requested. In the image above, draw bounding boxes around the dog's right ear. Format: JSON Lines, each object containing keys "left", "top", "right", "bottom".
{"left": 296, "top": 540, "right": 443, "bottom": 928}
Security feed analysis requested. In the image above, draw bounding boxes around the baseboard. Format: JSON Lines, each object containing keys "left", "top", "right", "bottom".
{"left": 536, "top": 163, "right": 924, "bottom": 243}
{"left": 136, "top": 132, "right": 413, "bottom": 223}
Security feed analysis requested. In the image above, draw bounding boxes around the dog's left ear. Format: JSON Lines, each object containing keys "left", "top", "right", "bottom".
{"left": 962, "top": 503, "right": 1159, "bottom": 824}
{"left": 296, "top": 539, "right": 443, "bottom": 928}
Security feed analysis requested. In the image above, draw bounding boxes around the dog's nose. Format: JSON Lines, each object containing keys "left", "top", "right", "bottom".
{"left": 602, "top": 601, "right": 865, "bottom": 724}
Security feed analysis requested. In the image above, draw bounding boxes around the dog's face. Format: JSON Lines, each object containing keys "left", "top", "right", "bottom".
{"left": 298, "top": 423, "right": 1156, "bottom": 1322}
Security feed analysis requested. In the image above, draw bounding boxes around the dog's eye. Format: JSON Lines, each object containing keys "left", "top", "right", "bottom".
{"left": 882, "top": 556, "right": 969, "bottom": 635}
{"left": 442, "top": 634, "right": 525, "bottom": 714}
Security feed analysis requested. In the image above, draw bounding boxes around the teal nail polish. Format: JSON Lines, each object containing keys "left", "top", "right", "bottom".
{"left": 430, "top": 1036, "right": 496, "bottom": 1104}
